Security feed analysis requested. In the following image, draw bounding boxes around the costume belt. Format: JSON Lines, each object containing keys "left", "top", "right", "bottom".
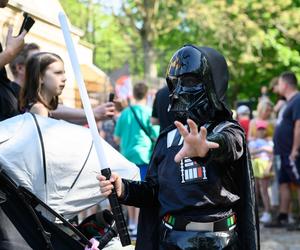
{"left": 162, "top": 213, "right": 236, "bottom": 232}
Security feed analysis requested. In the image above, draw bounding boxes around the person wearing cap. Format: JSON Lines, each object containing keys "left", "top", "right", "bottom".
{"left": 248, "top": 120, "right": 274, "bottom": 223}
{"left": 236, "top": 105, "right": 251, "bottom": 140}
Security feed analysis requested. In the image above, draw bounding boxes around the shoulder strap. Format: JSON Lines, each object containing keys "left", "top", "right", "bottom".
{"left": 69, "top": 142, "right": 93, "bottom": 191}
{"left": 129, "top": 105, "right": 155, "bottom": 142}
{"left": 29, "top": 113, "right": 47, "bottom": 185}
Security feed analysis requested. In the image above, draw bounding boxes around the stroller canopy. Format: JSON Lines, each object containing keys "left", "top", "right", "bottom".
{"left": 0, "top": 113, "right": 140, "bottom": 219}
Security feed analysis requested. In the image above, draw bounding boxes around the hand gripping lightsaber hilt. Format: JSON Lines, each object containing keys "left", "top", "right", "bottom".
{"left": 101, "top": 168, "right": 130, "bottom": 245}
{"left": 58, "top": 12, "right": 131, "bottom": 246}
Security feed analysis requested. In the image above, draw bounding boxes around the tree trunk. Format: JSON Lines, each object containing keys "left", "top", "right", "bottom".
{"left": 142, "top": 36, "right": 157, "bottom": 86}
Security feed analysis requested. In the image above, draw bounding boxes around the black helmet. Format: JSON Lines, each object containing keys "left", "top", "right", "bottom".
{"left": 166, "top": 45, "right": 231, "bottom": 124}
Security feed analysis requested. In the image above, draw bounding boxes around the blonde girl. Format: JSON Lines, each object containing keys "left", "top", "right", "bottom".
{"left": 248, "top": 99, "right": 274, "bottom": 141}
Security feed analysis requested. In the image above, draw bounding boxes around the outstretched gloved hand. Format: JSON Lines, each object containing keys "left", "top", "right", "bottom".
{"left": 174, "top": 119, "right": 219, "bottom": 163}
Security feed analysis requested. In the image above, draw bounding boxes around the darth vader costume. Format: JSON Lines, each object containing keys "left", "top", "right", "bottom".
{"left": 120, "top": 45, "right": 259, "bottom": 250}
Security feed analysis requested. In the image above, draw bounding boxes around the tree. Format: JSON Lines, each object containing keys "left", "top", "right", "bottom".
{"left": 60, "top": 0, "right": 300, "bottom": 104}
{"left": 185, "top": 0, "right": 300, "bottom": 104}
{"left": 60, "top": 0, "right": 134, "bottom": 74}
{"left": 107, "top": 0, "right": 190, "bottom": 83}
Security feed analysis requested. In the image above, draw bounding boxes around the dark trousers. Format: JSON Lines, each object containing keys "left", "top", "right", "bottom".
{"left": 159, "top": 223, "right": 238, "bottom": 250}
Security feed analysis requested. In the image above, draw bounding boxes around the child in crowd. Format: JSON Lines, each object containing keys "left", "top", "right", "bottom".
{"left": 19, "top": 52, "right": 66, "bottom": 116}
{"left": 236, "top": 105, "right": 251, "bottom": 140}
{"left": 248, "top": 99, "right": 274, "bottom": 141}
{"left": 248, "top": 120, "right": 274, "bottom": 223}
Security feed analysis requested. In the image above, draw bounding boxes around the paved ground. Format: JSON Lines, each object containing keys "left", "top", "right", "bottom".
{"left": 261, "top": 224, "right": 300, "bottom": 250}
{"left": 130, "top": 223, "right": 300, "bottom": 249}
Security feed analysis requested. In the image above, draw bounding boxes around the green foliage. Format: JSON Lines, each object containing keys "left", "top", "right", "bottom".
{"left": 181, "top": 0, "right": 300, "bottom": 105}
{"left": 60, "top": 0, "right": 136, "bottom": 74}
{"left": 59, "top": 0, "right": 300, "bottom": 104}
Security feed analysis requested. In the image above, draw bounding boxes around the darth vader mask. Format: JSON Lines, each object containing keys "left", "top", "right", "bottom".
{"left": 167, "top": 74, "right": 214, "bottom": 124}
{"left": 166, "top": 45, "right": 231, "bottom": 125}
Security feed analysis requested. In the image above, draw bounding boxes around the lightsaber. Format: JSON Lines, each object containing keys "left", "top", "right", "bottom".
{"left": 59, "top": 12, "right": 131, "bottom": 246}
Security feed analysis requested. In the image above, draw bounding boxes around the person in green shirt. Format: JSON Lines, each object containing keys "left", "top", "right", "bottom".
{"left": 114, "top": 82, "right": 159, "bottom": 179}
{"left": 114, "top": 82, "right": 159, "bottom": 235}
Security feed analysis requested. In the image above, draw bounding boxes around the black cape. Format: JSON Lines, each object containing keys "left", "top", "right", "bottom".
{"left": 135, "top": 122, "right": 259, "bottom": 250}
{"left": 134, "top": 45, "right": 259, "bottom": 249}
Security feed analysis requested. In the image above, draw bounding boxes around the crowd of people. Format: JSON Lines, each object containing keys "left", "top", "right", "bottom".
{"left": 1, "top": 0, "right": 300, "bottom": 249}
{"left": 236, "top": 73, "right": 300, "bottom": 230}
{"left": 0, "top": 1, "right": 125, "bottom": 249}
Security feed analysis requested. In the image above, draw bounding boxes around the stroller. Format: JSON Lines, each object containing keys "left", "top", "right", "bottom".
{"left": 0, "top": 113, "right": 140, "bottom": 249}
{"left": 0, "top": 166, "right": 118, "bottom": 249}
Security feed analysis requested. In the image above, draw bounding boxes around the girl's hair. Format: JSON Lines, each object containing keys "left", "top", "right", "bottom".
{"left": 257, "top": 99, "right": 273, "bottom": 118}
{"left": 19, "top": 52, "right": 63, "bottom": 111}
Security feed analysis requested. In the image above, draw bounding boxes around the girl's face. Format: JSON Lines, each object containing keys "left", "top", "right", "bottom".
{"left": 256, "top": 128, "right": 267, "bottom": 139}
{"left": 260, "top": 104, "right": 272, "bottom": 120}
{"left": 41, "top": 60, "right": 66, "bottom": 97}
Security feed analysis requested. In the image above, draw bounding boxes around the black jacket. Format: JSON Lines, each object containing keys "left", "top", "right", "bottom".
{"left": 0, "top": 43, "right": 20, "bottom": 121}
{"left": 121, "top": 121, "right": 259, "bottom": 250}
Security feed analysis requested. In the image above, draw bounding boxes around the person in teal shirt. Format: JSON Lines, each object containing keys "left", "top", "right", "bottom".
{"left": 114, "top": 82, "right": 159, "bottom": 178}
{"left": 114, "top": 82, "right": 159, "bottom": 236}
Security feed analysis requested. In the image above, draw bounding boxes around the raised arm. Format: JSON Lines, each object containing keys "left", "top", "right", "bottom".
{"left": 174, "top": 119, "right": 219, "bottom": 162}
{"left": 0, "top": 28, "right": 26, "bottom": 69}
{"left": 174, "top": 119, "right": 244, "bottom": 163}
{"left": 51, "top": 102, "right": 115, "bottom": 124}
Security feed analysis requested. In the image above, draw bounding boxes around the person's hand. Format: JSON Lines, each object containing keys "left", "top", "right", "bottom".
{"left": 93, "top": 102, "right": 115, "bottom": 121}
{"left": 5, "top": 26, "right": 26, "bottom": 61}
{"left": 97, "top": 172, "right": 123, "bottom": 198}
{"left": 263, "top": 162, "right": 273, "bottom": 176}
{"left": 174, "top": 119, "right": 219, "bottom": 163}
{"left": 84, "top": 238, "right": 100, "bottom": 250}
{"left": 290, "top": 149, "right": 299, "bottom": 162}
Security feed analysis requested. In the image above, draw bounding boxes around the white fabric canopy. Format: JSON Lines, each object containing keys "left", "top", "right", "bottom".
{"left": 0, "top": 113, "right": 140, "bottom": 218}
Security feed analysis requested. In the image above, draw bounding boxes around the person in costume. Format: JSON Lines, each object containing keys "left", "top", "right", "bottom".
{"left": 98, "top": 45, "right": 259, "bottom": 250}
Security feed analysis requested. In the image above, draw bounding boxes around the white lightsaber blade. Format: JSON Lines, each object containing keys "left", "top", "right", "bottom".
{"left": 58, "top": 12, "right": 108, "bottom": 170}
{"left": 59, "top": 13, "right": 132, "bottom": 246}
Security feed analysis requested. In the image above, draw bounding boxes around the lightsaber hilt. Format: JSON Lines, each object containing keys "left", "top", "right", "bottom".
{"left": 101, "top": 168, "right": 131, "bottom": 246}
{"left": 97, "top": 222, "right": 117, "bottom": 249}
{"left": 59, "top": 12, "right": 131, "bottom": 246}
